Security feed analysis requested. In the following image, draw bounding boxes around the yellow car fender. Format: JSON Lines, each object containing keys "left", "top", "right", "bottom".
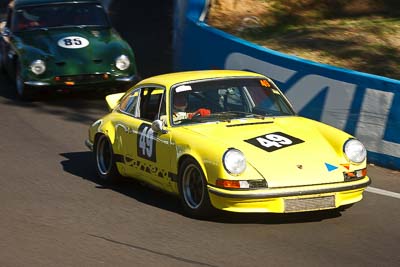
{"left": 97, "top": 119, "right": 116, "bottom": 145}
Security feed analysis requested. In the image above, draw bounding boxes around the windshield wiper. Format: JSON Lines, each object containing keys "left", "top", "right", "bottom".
{"left": 212, "top": 111, "right": 266, "bottom": 120}
{"left": 75, "top": 24, "right": 108, "bottom": 28}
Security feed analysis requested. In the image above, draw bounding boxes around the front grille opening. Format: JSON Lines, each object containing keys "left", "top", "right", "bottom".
{"left": 54, "top": 73, "right": 110, "bottom": 84}
{"left": 284, "top": 195, "right": 335, "bottom": 213}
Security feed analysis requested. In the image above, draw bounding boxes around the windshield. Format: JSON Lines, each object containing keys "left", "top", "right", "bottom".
{"left": 12, "top": 3, "right": 109, "bottom": 31}
{"left": 170, "top": 77, "right": 295, "bottom": 125}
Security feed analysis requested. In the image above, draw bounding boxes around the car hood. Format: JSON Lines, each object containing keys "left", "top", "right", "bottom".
{"left": 15, "top": 27, "right": 131, "bottom": 73}
{"left": 186, "top": 116, "right": 352, "bottom": 188}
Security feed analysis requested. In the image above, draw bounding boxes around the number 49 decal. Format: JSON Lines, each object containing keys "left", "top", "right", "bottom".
{"left": 245, "top": 132, "right": 304, "bottom": 152}
{"left": 138, "top": 124, "right": 156, "bottom": 162}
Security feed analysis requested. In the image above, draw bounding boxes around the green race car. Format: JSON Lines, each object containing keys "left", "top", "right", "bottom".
{"left": 0, "top": 0, "right": 139, "bottom": 99}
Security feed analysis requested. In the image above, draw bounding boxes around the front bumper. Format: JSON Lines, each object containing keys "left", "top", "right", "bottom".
{"left": 24, "top": 73, "right": 140, "bottom": 90}
{"left": 208, "top": 176, "right": 371, "bottom": 213}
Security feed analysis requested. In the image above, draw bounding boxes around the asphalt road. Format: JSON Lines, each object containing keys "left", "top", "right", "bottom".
{"left": 0, "top": 73, "right": 399, "bottom": 267}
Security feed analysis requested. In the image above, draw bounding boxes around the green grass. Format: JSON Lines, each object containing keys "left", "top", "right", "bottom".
{"left": 208, "top": 0, "right": 400, "bottom": 80}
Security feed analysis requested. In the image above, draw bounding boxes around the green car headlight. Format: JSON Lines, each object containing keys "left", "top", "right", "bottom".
{"left": 115, "top": 55, "right": 130, "bottom": 70}
{"left": 30, "top": 60, "right": 46, "bottom": 75}
{"left": 223, "top": 148, "right": 246, "bottom": 175}
{"left": 344, "top": 139, "right": 366, "bottom": 163}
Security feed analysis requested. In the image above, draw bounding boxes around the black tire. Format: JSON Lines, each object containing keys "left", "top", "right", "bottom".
{"left": 94, "top": 134, "right": 121, "bottom": 184}
{"left": 178, "top": 158, "right": 214, "bottom": 218}
{"left": 15, "top": 61, "right": 33, "bottom": 101}
{"left": 0, "top": 50, "right": 4, "bottom": 74}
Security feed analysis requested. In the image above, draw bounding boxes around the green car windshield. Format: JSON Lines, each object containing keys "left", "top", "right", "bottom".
{"left": 12, "top": 3, "right": 109, "bottom": 31}
{"left": 171, "top": 77, "right": 295, "bottom": 125}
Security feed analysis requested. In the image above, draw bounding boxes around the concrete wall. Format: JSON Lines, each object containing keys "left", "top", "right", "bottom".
{"left": 173, "top": 0, "right": 400, "bottom": 170}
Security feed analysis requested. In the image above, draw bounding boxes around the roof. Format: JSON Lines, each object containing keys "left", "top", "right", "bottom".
{"left": 13, "top": 0, "right": 101, "bottom": 8}
{"left": 137, "top": 70, "right": 266, "bottom": 89}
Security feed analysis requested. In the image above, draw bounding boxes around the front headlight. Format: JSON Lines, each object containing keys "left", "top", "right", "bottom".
{"left": 30, "top": 60, "right": 46, "bottom": 75}
{"left": 115, "top": 55, "right": 130, "bottom": 70}
{"left": 223, "top": 148, "right": 246, "bottom": 175}
{"left": 344, "top": 139, "right": 366, "bottom": 163}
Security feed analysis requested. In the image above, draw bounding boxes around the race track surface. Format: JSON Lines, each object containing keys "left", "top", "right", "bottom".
{"left": 0, "top": 73, "right": 399, "bottom": 267}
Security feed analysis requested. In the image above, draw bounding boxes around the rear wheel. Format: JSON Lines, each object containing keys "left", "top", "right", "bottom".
{"left": 178, "top": 158, "right": 214, "bottom": 218}
{"left": 94, "top": 135, "right": 120, "bottom": 184}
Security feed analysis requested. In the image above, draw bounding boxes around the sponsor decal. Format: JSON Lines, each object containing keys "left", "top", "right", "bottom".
{"left": 325, "top": 163, "right": 338, "bottom": 172}
{"left": 57, "top": 36, "right": 89, "bottom": 49}
{"left": 340, "top": 163, "right": 350, "bottom": 170}
{"left": 245, "top": 132, "right": 304, "bottom": 152}
{"left": 260, "top": 79, "right": 271, "bottom": 87}
{"left": 175, "top": 85, "right": 192, "bottom": 92}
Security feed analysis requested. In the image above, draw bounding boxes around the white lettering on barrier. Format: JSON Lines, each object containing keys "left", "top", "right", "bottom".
{"left": 356, "top": 89, "right": 400, "bottom": 157}
{"left": 225, "top": 52, "right": 296, "bottom": 83}
{"left": 224, "top": 52, "right": 400, "bottom": 158}
{"left": 284, "top": 75, "right": 356, "bottom": 130}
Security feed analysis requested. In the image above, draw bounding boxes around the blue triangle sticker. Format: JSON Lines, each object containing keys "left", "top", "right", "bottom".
{"left": 325, "top": 163, "right": 338, "bottom": 172}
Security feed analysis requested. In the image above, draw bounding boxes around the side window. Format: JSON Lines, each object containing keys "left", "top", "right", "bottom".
{"left": 139, "top": 87, "right": 165, "bottom": 121}
{"left": 158, "top": 94, "right": 166, "bottom": 119}
{"left": 119, "top": 89, "right": 139, "bottom": 116}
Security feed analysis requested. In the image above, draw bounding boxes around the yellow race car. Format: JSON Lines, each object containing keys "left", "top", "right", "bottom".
{"left": 86, "top": 70, "right": 370, "bottom": 218}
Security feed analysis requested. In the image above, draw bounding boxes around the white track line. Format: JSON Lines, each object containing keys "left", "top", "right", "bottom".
{"left": 366, "top": 187, "right": 400, "bottom": 199}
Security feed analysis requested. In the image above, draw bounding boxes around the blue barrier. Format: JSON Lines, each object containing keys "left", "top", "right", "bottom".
{"left": 173, "top": 0, "right": 400, "bottom": 170}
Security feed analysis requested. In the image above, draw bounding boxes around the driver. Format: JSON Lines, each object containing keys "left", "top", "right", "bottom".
{"left": 173, "top": 92, "right": 211, "bottom": 123}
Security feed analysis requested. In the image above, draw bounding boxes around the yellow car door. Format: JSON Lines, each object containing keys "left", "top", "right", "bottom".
{"left": 122, "top": 86, "right": 174, "bottom": 191}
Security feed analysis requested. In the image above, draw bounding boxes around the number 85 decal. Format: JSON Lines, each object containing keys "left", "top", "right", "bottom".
{"left": 57, "top": 36, "right": 89, "bottom": 49}
{"left": 245, "top": 132, "right": 304, "bottom": 152}
{"left": 138, "top": 124, "right": 157, "bottom": 162}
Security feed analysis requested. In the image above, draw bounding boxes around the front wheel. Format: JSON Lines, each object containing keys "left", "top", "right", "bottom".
{"left": 0, "top": 50, "right": 4, "bottom": 73}
{"left": 94, "top": 135, "right": 121, "bottom": 184}
{"left": 178, "top": 158, "right": 214, "bottom": 218}
{"left": 15, "top": 62, "right": 33, "bottom": 100}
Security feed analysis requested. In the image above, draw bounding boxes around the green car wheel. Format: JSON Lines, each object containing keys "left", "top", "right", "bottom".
{"left": 15, "top": 62, "right": 33, "bottom": 101}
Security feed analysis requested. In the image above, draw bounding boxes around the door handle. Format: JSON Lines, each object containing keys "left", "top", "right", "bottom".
{"left": 117, "top": 124, "right": 130, "bottom": 133}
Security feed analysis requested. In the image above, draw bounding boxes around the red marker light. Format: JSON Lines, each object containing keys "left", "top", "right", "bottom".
{"left": 216, "top": 179, "right": 241, "bottom": 189}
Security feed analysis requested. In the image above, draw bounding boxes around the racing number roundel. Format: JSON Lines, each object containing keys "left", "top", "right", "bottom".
{"left": 57, "top": 36, "right": 89, "bottom": 49}
{"left": 137, "top": 124, "right": 156, "bottom": 162}
{"left": 245, "top": 132, "right": 304, "bottom": 152}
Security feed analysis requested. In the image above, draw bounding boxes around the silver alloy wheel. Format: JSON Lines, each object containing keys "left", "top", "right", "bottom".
{"left": 182, "top": 163, "right": 205, "bottom": 209}
{"left": 96, "top": 136, "right": 113, "bottom": 176}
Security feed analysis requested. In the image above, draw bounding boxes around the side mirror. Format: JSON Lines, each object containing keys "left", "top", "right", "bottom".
{"left": 151, "top": 120, "right": 167, "bottom": 134}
